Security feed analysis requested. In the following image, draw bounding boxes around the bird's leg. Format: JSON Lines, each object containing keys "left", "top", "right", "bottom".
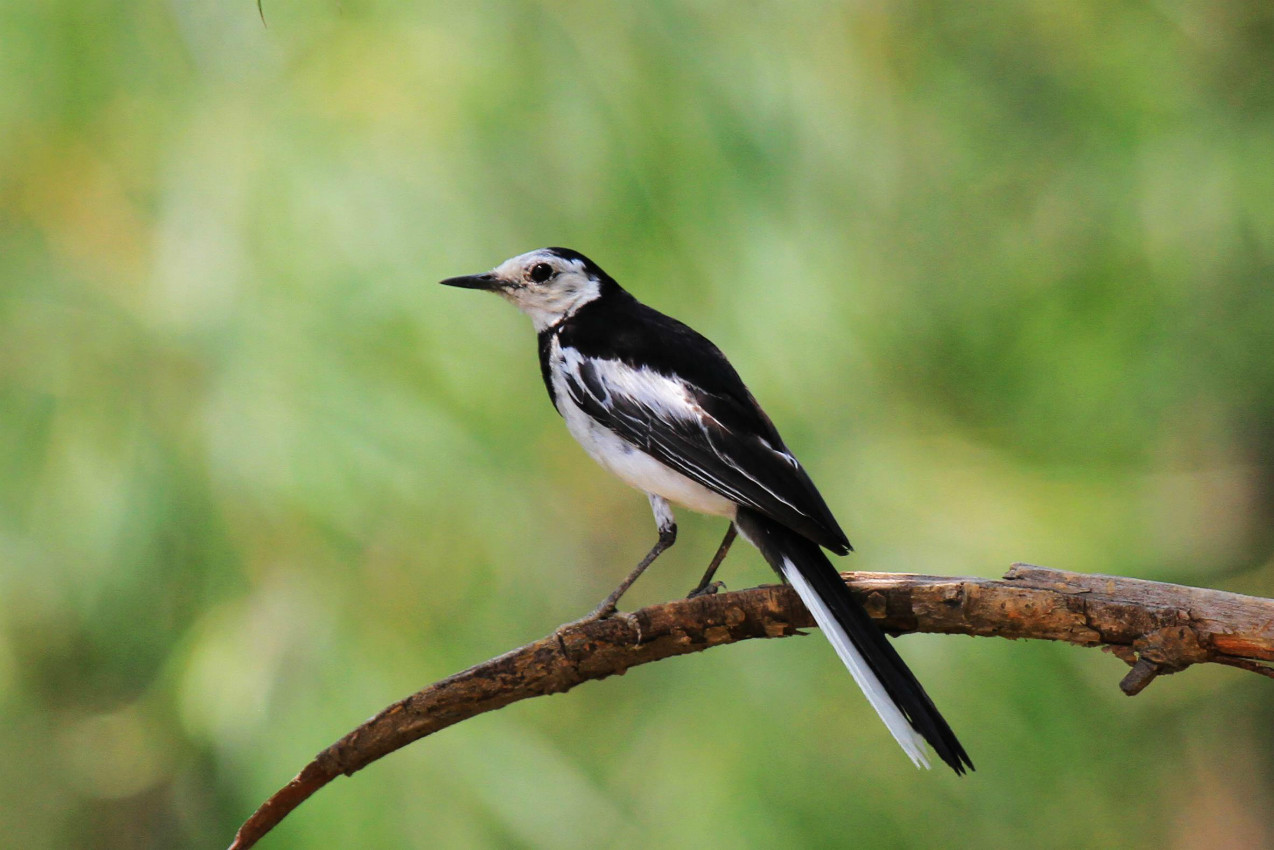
{"left": 580, "top": 494, "right": 677, "bottom": 622}
{"left": 687, "top": 523, "right": 736, "bottom": 598}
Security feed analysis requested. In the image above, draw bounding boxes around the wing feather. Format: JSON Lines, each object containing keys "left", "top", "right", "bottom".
{"left": 562, "top": 352, "right": 849, "bottom": 553}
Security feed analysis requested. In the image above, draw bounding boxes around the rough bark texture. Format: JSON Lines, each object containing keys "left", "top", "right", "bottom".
{"left": 228, "top": 564, "right": 1274, "bottom": 849}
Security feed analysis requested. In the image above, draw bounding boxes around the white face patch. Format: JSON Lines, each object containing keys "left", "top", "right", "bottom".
{"left": 490, "top": 250, "right": 603, "bottom": 332}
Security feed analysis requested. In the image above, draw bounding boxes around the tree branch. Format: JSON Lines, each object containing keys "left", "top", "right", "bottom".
{"left": 227, "top": 563, "right": 1274, "bottom": 849}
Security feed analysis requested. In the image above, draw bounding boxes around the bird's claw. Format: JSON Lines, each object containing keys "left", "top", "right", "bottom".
{"left": 686, "top": 581, "right": 726, "bottom": 599}
{"left": 560, "top": 601, "right": 618, "bottom": 631}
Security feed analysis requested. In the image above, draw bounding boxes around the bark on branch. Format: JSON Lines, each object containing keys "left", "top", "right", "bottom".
{"left": 227, "top": 563, "right": 1274, "bottom": 849}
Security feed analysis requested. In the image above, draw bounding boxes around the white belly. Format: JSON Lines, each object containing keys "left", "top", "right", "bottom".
{"left": 549, "top": 340, "right": 737, "bottom": 518}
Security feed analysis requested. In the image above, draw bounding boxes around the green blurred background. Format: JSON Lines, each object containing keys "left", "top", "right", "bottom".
{"left": 3, "top": 1, "right": 1274, "bottom": 847}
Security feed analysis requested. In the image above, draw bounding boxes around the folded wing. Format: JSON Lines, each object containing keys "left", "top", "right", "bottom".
{"left": 560, "top": 350, "right": 850, "bottom": 554}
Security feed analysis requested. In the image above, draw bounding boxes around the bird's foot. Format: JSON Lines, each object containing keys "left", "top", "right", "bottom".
{"left": 582, "top": 599, "right": 619, "bottom": 622}
{"left": 557, "top": 600, "right": 619, "bottom": 633}
{"left": 686, "top": 581, "right": 726, "bottom": 599}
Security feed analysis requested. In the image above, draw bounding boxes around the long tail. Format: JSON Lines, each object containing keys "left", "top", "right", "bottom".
{"left": 734, "top": 507, "right": 973, "bottom": 775}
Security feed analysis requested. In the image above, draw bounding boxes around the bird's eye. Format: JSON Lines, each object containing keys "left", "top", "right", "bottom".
{"left": 529, "top": 263, "right": 554, "bottom": 283}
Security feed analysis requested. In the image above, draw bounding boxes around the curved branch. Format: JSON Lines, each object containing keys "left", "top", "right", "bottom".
{"left": 228, "top": 564, "right": 1274, "bottom": 849}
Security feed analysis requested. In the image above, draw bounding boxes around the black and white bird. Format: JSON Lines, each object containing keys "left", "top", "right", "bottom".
{"left": 440, "top": 247, "right": 972, "bottom": 774}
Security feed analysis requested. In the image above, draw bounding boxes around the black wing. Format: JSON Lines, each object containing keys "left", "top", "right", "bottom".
{"left": 555, "top": 294, "right": 851, "bottom": 553}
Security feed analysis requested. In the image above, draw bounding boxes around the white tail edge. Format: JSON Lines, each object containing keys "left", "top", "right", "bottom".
{"left": 781, "top": 557, "right": 931, "bottom": 769}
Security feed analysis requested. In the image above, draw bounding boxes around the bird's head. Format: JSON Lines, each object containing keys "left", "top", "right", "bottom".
{"left": 440, "top": 247, "right": 617, "bottom": 331}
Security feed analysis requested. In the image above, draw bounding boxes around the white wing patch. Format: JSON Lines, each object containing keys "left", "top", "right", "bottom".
{"left": 758, "top": 436, "right": 800, "bottom": 469}
{"left": 550, "top": 342, "right": 736, "bottom": 517}
{"left": 569, "top": 351, "right": 702, "bottom": 425}
{"left": 557, "top": 348, "right": 808, "bottom": 518}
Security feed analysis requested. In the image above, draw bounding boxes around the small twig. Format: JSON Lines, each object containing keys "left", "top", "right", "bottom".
{"left": 1214, "top": 656, "right": 1274, "bottom": 680}
{"left": 227, "top": 564, "right": 1274, "bottom": 849}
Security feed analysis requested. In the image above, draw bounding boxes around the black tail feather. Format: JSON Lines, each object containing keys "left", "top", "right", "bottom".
{"left": 734, "top": 507, "right": 974, "bottom": 775}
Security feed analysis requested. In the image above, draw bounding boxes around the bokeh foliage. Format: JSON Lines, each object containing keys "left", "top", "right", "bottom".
{"left": 2, "top": 1, "right": 1273, "bottom": 847}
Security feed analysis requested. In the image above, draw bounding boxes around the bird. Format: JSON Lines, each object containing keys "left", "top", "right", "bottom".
{"left": 440, "top": 247, "right": 973, "bottom": 774}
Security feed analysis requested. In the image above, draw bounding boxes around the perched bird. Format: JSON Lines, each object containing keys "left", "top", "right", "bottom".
{"left": 440, "top": 248, "right": 972, "bottom": 774}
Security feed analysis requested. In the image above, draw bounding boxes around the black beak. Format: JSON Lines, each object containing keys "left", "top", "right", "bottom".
{"left": 439, "top": 272, "right": 500, "bottom": 291}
